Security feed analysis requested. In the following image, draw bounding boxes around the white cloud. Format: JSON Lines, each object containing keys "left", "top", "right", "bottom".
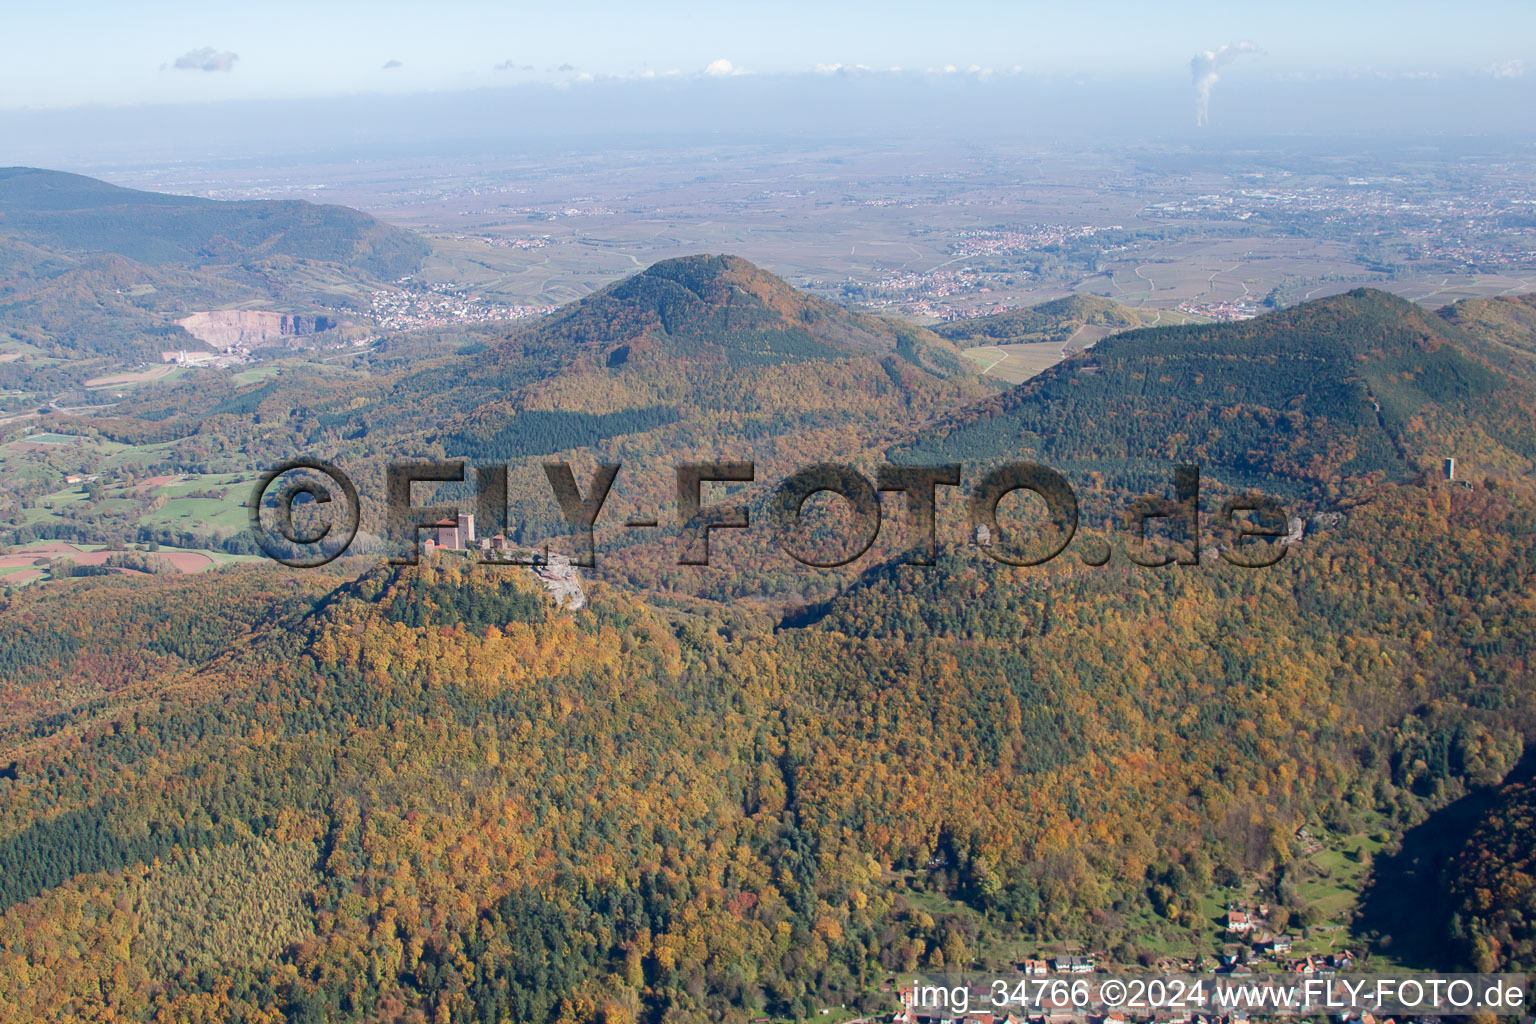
{"left": 171, "top": 47, "right": 239, "bottom": 73}
{"left": 813, "top": 63, "right": 872, "bottom": 77}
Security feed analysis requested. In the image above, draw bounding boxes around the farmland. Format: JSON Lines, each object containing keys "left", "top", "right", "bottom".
{"left": 0, "top": 538, "right": 256, "bottom": 587}
{"left": 83, "top": 365, "right": 180, "bottom": 390}
{"left": 0, "top": 428, "right": 264, "bottom": 571}
{"left": 962, "top": 341, "right": 1074, "bottom": 384}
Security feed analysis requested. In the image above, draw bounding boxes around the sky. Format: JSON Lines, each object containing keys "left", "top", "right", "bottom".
{"left": 1, "top": 0, "right": 1532, "bottom": 110}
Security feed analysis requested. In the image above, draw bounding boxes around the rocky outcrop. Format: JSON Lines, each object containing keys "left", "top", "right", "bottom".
{"left": 177, "top": 310, "right": 339, "bottom": 350}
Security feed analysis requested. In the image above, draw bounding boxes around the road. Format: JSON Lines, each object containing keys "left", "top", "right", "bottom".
{"left": 972, "top": 347, "right": 1010, "bottom": 374}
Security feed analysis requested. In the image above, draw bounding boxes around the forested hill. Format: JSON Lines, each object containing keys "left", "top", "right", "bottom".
{"left": 423, "top": 254, "right": 977, "bottom": 446}
{"left": 1445, "top": 775, "right": 1536, "bottom": 971}
{"left": 0, "top": 167, "right": 426, "bottom": 277}
{"left": 905, "top": 287, "right": 1536, "bottom": 498}
{"left": 1438, "top": 293, "right": 1536, "bottom": 377}
{"left": 931, "top": 293, "right": 1154, "bottom": 346}
{"left": 462, "top": 253, "right": 972, "bottom": 377}
{"left": 0, "top": 167, "right": 428, "bottom": 364}
{"left": 0, "top": 474, "right": 1532, "bottom": 1020}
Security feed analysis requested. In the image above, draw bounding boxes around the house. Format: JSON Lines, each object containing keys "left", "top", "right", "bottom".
{"left": 1297, "top": 956, "right": 1336, "bottom": 977}
{"left": 1050, "top": 955, "right": 1094, "bottom": 974}
{"left": 1226, "top": 910, "right": 1256, "bottom": 934}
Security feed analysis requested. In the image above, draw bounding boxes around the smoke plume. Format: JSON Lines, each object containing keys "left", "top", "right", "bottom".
{"left": 1190, "top": 42, "right": 1259, "bottom": 126}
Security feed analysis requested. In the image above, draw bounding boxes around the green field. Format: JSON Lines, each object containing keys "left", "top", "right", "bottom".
{"left": 15, "top": 472, "right": 252, "bottom": 537}
{"left": 140, "top": 473, "right": 254, "bottom": 533}
{"left": 0, "top": 339, "right": 49, "bottom": 357}
{"left": 0, "top": 426, "right": 260, "bottom": 545}
{"left": 231, "top": 364, "right": 283, "bottom": 384}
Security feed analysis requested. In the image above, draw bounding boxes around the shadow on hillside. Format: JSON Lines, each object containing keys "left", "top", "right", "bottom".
{"left": 1354, "top": 749, "right": 1536, "bottom": 967}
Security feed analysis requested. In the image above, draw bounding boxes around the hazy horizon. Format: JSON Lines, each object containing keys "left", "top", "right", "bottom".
{"left": 4, "top": 0, "right": 1534, "bottom": 174}
{"left": 6, "top": 70, "right": 1536, "bottom": 174}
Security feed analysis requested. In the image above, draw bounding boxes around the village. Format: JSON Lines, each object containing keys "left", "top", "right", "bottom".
{"left": 891, "top": 976, "right": 1414, "bottom": 1024}
{"left": 889, "top": 936, "right": 1377, "bottom": 1024}
{"left": 370, "top": 277, "right": 556, "bottom": 332}
{"left": 880, "top": 891, "right": 1385, "bottom": 1024}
